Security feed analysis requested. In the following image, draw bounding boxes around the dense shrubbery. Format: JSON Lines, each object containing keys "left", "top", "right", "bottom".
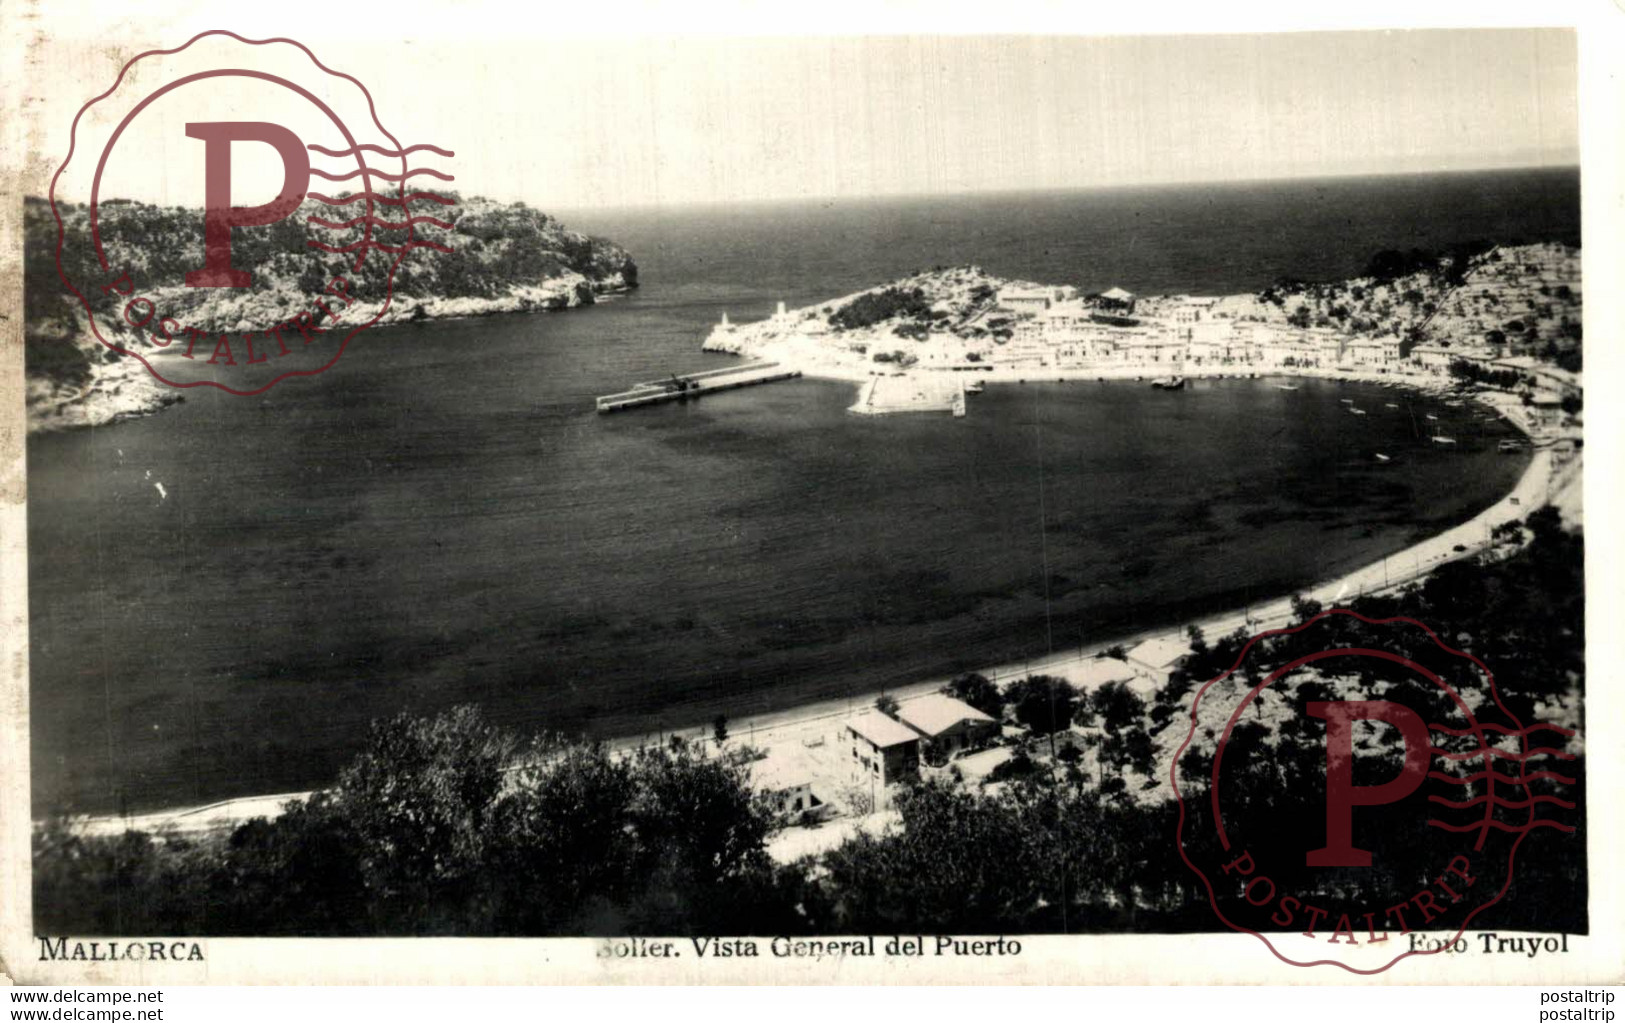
{"left": 1002, "top": 675, "right": 1077, "bottom": 735}
{"left": 36, "top": 713, "right": 791, "bottom": 936}
{"left": 942, "top": 672, "right": 1002, "bottom": 719}
{"left": 1361, "top": 240, "right": 1496, "bottom": 285}
{"left": 22, "top": 194, "right": 638, "bottom": 386}
{"left": 830, "top": 287, "right": 935, "bottom": 331}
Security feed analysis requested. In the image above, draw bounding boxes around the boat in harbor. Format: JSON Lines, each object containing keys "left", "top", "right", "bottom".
{"left": 1150, "top": 376, "right": 1186, "bottom": 390}
{"left": 1431, "top": 434, "right": 1458, "bottom": 445}
{"left": 1349, "top": 407, "right": 1366, "bottom": 415}
{"left": 1339, "top": 398, "right": 1354, "bottom": 404}
{"left": 1384, "top": 402, "right": 1399, "bottom": 409}
{"left": 1375, "top": 453, "right": 1392, "bottom": 462}
{"left": 965, "top": 381, "right": 985, "bottom": 395}
{"left": 1498, "top": 439, "right": 1524, "bottom": 453}
{"left": 1274, "top": 384, "right": 1299, "bottom": 391}
{"left": 1425, "top": 413, "right": 1439, "bottom": 421}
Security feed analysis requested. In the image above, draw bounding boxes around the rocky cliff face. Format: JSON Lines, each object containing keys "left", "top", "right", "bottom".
{"left": 23, "top": 194, "right": 639, "bottom": 431}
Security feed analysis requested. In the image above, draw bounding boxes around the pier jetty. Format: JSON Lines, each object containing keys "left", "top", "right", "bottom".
{"left": 595, "top": 361, "right": 802, "bottom": 413}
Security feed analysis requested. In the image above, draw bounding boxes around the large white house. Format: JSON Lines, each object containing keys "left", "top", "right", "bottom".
{"left": 844, "top": 711, "right": 922, "bottom": 807}
{"left": 897, "top": 694, "right": 999, "bottom": 759}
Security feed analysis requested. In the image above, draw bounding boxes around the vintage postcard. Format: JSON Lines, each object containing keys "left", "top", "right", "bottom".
{"left": 1, "top": 0, "right": 1620, "bottom": 990}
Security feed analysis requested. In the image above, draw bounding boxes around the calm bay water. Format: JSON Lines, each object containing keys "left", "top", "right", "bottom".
{"left": 28, "top": 169, "right": 1574, "bottom": 814}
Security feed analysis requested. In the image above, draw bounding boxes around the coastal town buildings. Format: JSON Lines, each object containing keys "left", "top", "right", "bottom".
{"left": 1409, "top": 342, "right": 1456, "bottom": 374}
{"left": 844, "top": 711, "right": 922, "bottom": 807}
{"left": 1526, "top": 391, "right": 1566, "bottom": 431}
{"left": 1342, "top": 335, "right": 1405, "bottom": 370}
{"left": 1097, "top": 286, "right": 1137, "bottom": 314}
{"left": 1073, "top": 656, "right": 1159, "bottom": 700}
{"left": 896, "top": 694, "right": 1000, "bottom": 759}
{"left": 750, "top": 747, "right": 823, "bottom": 820}
{"left": 1002, "top": 288, "right": 1055, "bottom": 314}
{"left": 700, "top": 243, "right": 1580, "bottom": 410}
{"left": 1126, "top": 635, "right": 1191, "bottom": 686}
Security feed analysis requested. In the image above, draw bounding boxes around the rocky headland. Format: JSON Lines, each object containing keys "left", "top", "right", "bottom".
{"left": 24, "top": 194, "right": 639, "bottom": 432}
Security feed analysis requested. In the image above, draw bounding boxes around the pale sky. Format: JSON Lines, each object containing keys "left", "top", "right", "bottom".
{"left": 22, "top": 25, "right": 1576, "bottom": 209}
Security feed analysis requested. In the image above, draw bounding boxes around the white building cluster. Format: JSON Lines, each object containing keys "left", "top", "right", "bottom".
{"left": 998, "top": 290, "right": 1414, "bottom": 373}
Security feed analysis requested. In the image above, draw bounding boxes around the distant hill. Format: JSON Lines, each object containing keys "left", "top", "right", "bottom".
{"left": 23, "top": 194, "right": 638, "bottom": 430}
{"left": 1204, "top": 241, "right": 1582, "bottom": 367}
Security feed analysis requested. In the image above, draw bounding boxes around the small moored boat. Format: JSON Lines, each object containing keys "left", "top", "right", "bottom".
{"left": 1150, "top": 376, "right": 1186, "bottom": 390}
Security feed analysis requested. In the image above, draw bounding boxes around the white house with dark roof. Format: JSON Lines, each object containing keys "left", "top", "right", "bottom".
{"left": 897, "top": 694, "right": 999, "bottom": 758}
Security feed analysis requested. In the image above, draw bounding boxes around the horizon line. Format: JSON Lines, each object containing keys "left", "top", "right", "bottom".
{"left": 541, "top": 161, "right": 1581, "bottom": 218}
{"left": 40, "top": 161, "right": 1580, "bottom": 218}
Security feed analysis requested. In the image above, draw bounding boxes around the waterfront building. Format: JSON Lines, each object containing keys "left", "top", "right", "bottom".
{"left": 1121, "top": 334, "right": 1186, "bottom": 365}
{"left": 1410, "top": 341, "right": 1455, "bottom": 374}
{"left": 1527, "top": 390, "right": 1565, "bottom": 431}
{"left": 897, "top": 694, "right": 1000, "bottom": 759}
{"left": 1186, "top": 319, "right": 1242, "bottom": 365}
{"left": 1306, "top": 329, "right": 1347, "bottom": 367}
{"left": 1254, "top": 331, "right": 1306, "bottom": 368}
{"left": 845, "top": 711, "right": 922, "bottom": 805}
{"left": 1344, "top": 335, "right": 1404, "bottom": 369}
{"left": 1000, "top": 335, "right": 1053, "bottom": 367}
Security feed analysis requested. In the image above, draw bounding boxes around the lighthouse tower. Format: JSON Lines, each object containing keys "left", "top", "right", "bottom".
{"left": 775, "top": 300, "right": 788, "bottom": 319}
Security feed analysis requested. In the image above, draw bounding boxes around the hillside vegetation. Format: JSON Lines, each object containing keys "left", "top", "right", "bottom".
{"left": 23, "top": 195, "right": 638, "bottom": 429}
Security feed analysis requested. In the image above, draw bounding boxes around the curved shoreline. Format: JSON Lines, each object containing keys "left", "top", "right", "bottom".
{"left": 58, "top": 371, "right": 1577, "bottom": 837}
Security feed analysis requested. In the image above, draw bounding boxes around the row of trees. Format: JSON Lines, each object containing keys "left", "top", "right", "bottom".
{"left": 36, "top": 712, "right": 795, "bottom": 936}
